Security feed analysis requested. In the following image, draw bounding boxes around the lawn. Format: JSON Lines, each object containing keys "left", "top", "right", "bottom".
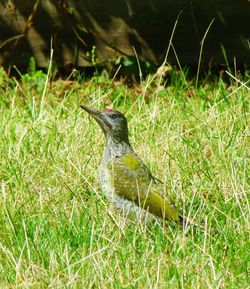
{"left": 0, "top": 66, "right": 249, "bottom": 288}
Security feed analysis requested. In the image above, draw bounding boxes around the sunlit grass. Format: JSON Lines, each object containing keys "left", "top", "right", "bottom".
{"left": 0, "top": 67, "right": 249, "bottom": 288}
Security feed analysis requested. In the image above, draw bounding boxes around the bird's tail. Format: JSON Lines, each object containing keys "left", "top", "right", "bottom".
{"left": 179, "top": 214, "right": 205, "bottom": 231}
{"left": 179, "top": 214, "right": 191, "bottom": 228}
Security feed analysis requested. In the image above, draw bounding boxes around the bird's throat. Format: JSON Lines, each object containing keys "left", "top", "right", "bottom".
{"left": 104, "top": 137, "right": 132, "bottom": 159}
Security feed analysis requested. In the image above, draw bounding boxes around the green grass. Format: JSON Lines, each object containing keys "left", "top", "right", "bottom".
{"left": 0, "top": 67, "right": 249, "bottom": 288}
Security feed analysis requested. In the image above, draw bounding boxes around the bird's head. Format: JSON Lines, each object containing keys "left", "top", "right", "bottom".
{"left": 80, "top": 105, "right": 129, "bottom": 143}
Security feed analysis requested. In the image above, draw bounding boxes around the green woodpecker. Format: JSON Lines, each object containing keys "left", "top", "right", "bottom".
{"left": 80, "top": 105, "right": 187, "bottom": 226}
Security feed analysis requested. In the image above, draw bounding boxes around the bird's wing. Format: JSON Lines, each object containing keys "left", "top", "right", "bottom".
{"left": 105, "top": 153, "right": 179, "bottom": 221}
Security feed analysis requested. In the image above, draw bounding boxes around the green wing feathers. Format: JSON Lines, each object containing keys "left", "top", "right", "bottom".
{"left": 143, "top": 190, "right": 179, "bottom": 221}
{"left": 105, "top": 154, "right": 180, "bottom": 222}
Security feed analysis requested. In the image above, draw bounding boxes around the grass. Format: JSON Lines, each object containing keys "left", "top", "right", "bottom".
{"left": 0, "top": 66, "right": 249, "bottom": 288}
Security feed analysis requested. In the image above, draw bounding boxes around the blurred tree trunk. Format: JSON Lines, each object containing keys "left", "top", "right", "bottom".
{"left": 0, "top": 0, "right": 249, "bottom": 71}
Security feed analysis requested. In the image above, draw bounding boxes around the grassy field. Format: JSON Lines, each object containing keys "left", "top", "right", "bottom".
{"left": 0, "top": 66, "right": 249, "bottom": 288}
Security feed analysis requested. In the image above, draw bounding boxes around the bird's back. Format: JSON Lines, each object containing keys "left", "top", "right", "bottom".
{"left": 99, "top": 151, "right": 179, "bottom": 221}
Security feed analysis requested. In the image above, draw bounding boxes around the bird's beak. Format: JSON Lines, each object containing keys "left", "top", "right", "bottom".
{"left": 80, "top": 104, "right": 102, "bottom": 118}
{"left": 80, "top": 105, "right": 112, "bottom": 131}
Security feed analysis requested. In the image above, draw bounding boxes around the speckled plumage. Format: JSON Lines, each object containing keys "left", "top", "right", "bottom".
{"left": 99, "top": 140, "right": 154, "bottom": 217}
{"left": 80, "top": 105, "right": 182, "bottom": 223}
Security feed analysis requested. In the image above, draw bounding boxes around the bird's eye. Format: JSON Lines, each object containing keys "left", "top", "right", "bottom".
{"left": 109, "top": 114, "right": 118, "bottom": 119}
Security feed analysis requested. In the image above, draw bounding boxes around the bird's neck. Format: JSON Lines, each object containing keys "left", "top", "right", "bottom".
{"left": 104, "top": 137, "right": 132, "bottom": 159}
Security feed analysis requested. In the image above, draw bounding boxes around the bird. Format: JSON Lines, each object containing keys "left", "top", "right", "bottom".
{"left": 80, "top": 105, "right": 187, "bottom": 226}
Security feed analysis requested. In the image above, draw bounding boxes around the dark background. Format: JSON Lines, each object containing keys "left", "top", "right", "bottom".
{"left": 0, "top": 0, "right": 249, "bottom": 72}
